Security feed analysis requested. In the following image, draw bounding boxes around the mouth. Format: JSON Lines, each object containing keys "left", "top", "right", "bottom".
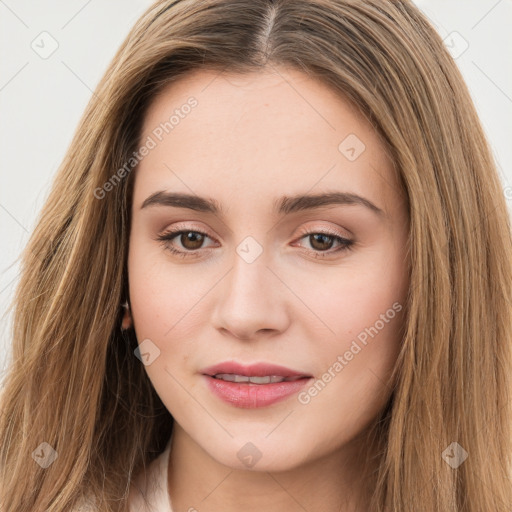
{"left": 210, "top": 373, "right": 308, "bottom": 384}
{"left": 200, "top": 361, "right": 313, "bottom": 408}
{"left": 201, "top": 361, "right": 312, "bottom": 380}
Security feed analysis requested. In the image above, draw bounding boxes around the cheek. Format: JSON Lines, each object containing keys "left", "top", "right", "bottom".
{"left": 291, "top": 246, "right": 406, "bottom": 351}
{"left": 292, "top": 280, "right": 405, "bottom": 452}
{"left": 126, "top": 246, "right": 202, "bottom": 407}
{"left": 127, "top": 241, "right": 207, "bottom": 337}
{"left": 289, "top": 245, "right": 407, "bottom": 424}
{"left": 126, "top": 242, "right": 223, "bottom": 398}
{"left": 304, "top": 284, "right": 404, "bottom": 389}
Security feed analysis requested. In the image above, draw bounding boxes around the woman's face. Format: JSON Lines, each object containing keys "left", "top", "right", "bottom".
{"left": 127, "top": 67, "right": 409, "bottom": 471}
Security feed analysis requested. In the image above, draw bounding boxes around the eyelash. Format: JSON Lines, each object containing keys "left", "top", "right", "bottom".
{"left": 155, "top": 225, "right": 354, "bottom": 260}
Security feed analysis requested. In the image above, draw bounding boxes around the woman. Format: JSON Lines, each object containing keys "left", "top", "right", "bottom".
{"left": 1, "top": 0, "right": 511, "bottom": 511}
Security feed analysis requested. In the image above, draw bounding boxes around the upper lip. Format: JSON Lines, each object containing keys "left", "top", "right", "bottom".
{"left": 201, "top": 361, "right": 312, "bottom": 378}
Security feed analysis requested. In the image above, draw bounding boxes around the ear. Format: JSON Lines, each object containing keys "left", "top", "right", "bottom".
{"left": 121, "top": 301, "right": 133, "bottom": 330}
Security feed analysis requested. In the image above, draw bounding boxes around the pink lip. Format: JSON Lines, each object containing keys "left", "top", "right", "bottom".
{"left": 200, "top": 361, "right": 313, "bottom": 409}
{"left": 201, "top": 361, "right": 311, "bottom": 378}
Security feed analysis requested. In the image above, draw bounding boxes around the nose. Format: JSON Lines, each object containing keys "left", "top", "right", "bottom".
{"left": 210, "top": 245, "right": 291, "bottom": 341}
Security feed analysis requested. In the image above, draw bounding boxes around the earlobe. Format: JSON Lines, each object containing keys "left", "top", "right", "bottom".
{"left": 121, "top": 301, "right": 133, "bottom": 330}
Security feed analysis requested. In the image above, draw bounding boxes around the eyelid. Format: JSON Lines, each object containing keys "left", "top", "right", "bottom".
{"left": 155, "top": 222, "right": 218, "bottom": 256}
{"left": 160, "top": 221, "right": 349, "bottom": 241}
{"left": 294, "top": 223, "right": 350, "bottom": 240}
{"left": 156, "top": 221, "right": 354, "bottom": 258}
{"left": 161, "top": 221, "right": 217, "bottom": 240}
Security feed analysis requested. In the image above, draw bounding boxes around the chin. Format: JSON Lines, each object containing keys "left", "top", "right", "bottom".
{"left": 204, "top": 437, "right": 306, "bottom": 473}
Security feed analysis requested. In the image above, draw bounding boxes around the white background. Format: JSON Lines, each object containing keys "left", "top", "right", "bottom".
{"left": 1, "top": 0, "right": 511, "bottom": 379}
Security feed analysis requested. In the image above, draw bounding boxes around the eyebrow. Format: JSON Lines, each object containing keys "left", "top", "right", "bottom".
{"left": 140, "top": 190, "right": 385, "bottom": 218}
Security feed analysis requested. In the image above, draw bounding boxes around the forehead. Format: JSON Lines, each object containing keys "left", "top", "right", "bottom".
{"left": 133, "top": 67, "right": 402, "bottom": 217}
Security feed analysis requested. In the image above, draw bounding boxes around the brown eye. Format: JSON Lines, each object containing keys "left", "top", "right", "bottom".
{"left": 308, "top": 233, "right": 335, "bottom": 251}
{"left": 156, "top": 228, "right": 214, "bottom": 257}
{"left": 179, "top": 231, "right": 206, "bottom": 250}
{"left": 294, "top": 228, "right": 354, "bottom": 258}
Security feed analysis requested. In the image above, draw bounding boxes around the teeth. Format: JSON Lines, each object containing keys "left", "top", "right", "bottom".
{"left": 214, "top": 374, "right": 293, "bottom": 384}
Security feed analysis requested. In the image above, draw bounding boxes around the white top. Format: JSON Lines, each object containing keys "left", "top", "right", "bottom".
{"left": 74, "top": 435, "right": 174, "bottom": 511}
{"left": 128, "top": 435, "right": 174, "bottom": 512}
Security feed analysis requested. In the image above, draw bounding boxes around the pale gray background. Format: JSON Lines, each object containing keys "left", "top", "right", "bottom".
{"left": 1, "top": 0, "right": 511, "bottom": 382}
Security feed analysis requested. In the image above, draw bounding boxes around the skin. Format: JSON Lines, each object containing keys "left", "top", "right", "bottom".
{"left": 125, "top": 66, "right": 410, "bottom": 511}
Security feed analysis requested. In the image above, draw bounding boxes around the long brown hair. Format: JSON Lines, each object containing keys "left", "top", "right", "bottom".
{"left": 1, "top": 0, "right": 511, "bottom": 510}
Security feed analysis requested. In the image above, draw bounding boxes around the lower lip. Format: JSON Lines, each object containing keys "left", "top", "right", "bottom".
{"left": 203, "top": 375, "right": 312, "bottom": 408}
